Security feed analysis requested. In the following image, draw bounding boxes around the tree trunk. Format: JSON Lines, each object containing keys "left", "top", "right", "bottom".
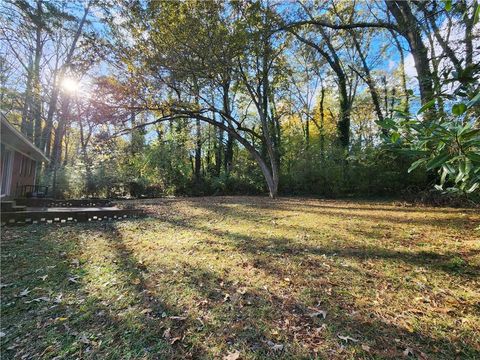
{"left": 49, "top": 97, "right": 70, "bottom": 182}
{"left": 337, "top": 75, "right": 351, "bottom": 149}
{"left": 194, "top": 118, "right": 201, "bottom": 182}
{"left": 32, "top": 0, "right": 44, "bottom": 148}
{"left": 386, "top": 1, "right": 434, "bottom": 105}
{"left": 463, "top": 0, "right": 477, "bottom": 67}
{"left": 305, "top": 117, "right": 310, "bottom": 149}
{"left": 390, "top": 29, "right": 409, "bottom": 113}
{"left": 224, "top": 133, "right": 233, "bottom": 175}
{"left": 319, "top": 86, "right": 325, "bottom": 158}
{"left": 351, "top": 33, "right": 384, "bottom": 125}
{"left": 215, "top": 121, "right": 223, "bottom": 176}
{"left": 21, "top": 57, "right": 34, "bottom": 139}
{"left": 42, "top": 0, "right": 91, "bottom": 154}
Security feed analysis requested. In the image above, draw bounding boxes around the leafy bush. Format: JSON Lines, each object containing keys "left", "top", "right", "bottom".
{"left": 380, "top": 75, "right": 479, "bottom": 196}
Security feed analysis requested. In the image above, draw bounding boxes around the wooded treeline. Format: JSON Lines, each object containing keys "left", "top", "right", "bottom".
{"left": 1, "top": 0, "right": 479, "bottom": 199}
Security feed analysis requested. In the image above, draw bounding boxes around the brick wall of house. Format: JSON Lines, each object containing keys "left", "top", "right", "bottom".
{"left": 10, "top": 151, "right": 36, "bottom": 196}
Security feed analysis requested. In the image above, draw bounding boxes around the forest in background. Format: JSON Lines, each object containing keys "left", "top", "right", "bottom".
{"left": 1, "top": 0, "right": 479, "bottom": 201}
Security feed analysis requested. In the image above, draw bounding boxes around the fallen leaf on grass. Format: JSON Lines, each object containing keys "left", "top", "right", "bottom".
{"left": 271, "top": 344, "right": 284, "bottom": 352}
{"left": 132, "top": 278, "right": 141, "bottom": 285}
{"left": 24, "top": 297, "right": 50, "bottom": 304}
{"left": 18, "top": 288, "right": 30, "bottom": 297}
{"left": 267, "top": 340, "right": 284, "bottom": 352}
{"left": 68, "top": 276, "right": 79, "bottom": 283}
{"left": 170, "top": 336, "right": 182, "bottom": 345}
{"left": 338, "top": 335, "right": 359, "bottom": 343}
{"left": 163, "top": 328, "right": 171, "bottom": 340}
{"left": 315, "top": 324, "right": 327, "bottom": 333}
{"left": 39, "top": 275, "right": 48, "bottom": 281}
{"left": 0, "top": 283, "right": 13, "bottom": 288}
{"left": 223, "top": 350, "right": 241, "bottom": 360}
{"left": 169, "top": 316, "right": 187, "bottom": 321}
{"left": 0, "top": 331, "right": 6, "bottom": 337}
{"left": 307, "top": 310, "right": 327, "bottom": 319}
{"left": 78, "top": 334, "right": 90, "bottom": 345}
{"left": 362, "top": 344, "right": 371, "bottom": 352}
{"left": 403, "top": 347, "right": 414, "bottom": 357}
{"left": 236, "top": 287, "right": 247, "bottom": 295}
{"left": 7, "top": 343, "right": 18, "bottom": 350}
{"left": 71, "top": 259, "right": 80, "bottom": 267}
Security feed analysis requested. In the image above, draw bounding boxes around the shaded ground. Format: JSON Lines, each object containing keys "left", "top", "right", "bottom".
{"left": 1, "top": 196, "right": 479, "bottom": 359}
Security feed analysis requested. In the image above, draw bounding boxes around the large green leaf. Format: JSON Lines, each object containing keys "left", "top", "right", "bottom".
{"left": 458, "top": 127, "right": 480, "bottom": 140}
{"left": 467, "top": 91, "right": 480, "bottom": 108}
{"left": 466, "top": 152, "right": 480, "bottom": 163}
{"left": 425, "top": 151, "right": 451, "bottom": 170}
{"left": 466, "top": 182, "right": 479, "bottom": 193}
{"left": 408, "top": 158, "right": 427, "bottom": 173}
{"left": 417, "top": 99, "right": 436, "bottom": 115}
{"left": 452, "top": 103, "right": 467, "bottom": 115}
{"left": 390, "top": 132, "right": 400, "bottom": 143}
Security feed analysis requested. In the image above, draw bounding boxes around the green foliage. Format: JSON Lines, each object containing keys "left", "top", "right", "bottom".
{"left": 380, "top": 78, "right": 480, "bottom": 195}
{"left": 280, "top": 144, "right": 427, "bottom": 197}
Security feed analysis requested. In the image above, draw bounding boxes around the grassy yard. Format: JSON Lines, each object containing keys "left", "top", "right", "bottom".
{"left": 1, "top": 197, "right": 479, "bottom": 359}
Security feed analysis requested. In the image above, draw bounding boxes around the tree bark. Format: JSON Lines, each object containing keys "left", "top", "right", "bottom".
{"left": 389, "top": 28, "right": 409, "bottom": 113}
{"left": 386, "top": 1, "right": 434, "bottom": 105}
{"left": 42, "top": 0, "right": 91, "bottom": 154}
{"left": 194, "top": 118, "right": 202, "bottom": 182}
{"left": 49, "top": 97, "right": 70, "bottom": 174}
{"left": 215, "top": 120, "right": 223, "bottom": 176}
{"left": 351, "top": 32, "right": 384, "bottom": 125}
{"left": 319, "top": 85, "right": 325, "bottom": 158}
{"left": 289, "top": 29, "right": 351, "bottom": 149}
{"left": 32, "top": 0, "right": 44, "bottom": 148}
{"left": 20, "top": 57, "right": 34, "bottom": 139}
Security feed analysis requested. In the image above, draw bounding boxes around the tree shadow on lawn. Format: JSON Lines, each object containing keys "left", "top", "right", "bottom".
{"left": 139, "top": 215, "right": 479, "bottom": 358}
{"left": 0, "top": 224, "right": 183, "bottom": 359}
{"left": 158, "top": 201, "right": 480, "bottom": 278}
{"left": 169, "top": 196, "right": 479, "bottom": 214}
{"left": 79, "top": 222, "right": 323, "bottom": 358}
{"left": 176, "top": 197, "right": 479, "bottom": 233}
{"left": 258, "top": 197, "right": 479, "bottom": 214}
{"left": 2, "top": 219, "right": 478, "bottom": 359}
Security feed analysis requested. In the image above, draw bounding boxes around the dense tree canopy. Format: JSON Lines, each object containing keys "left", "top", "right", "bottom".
{"left": 1, "top": 0, "right": 479, "bottom": 199}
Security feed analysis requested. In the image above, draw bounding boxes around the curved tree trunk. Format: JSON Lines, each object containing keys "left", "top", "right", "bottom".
{"left": 386, "top": 1, "right": 434, "bottom": 105}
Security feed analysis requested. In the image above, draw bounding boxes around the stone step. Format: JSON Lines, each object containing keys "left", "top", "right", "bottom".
{"left": 15, "top": 198, "right": 112, "bottom": 208}
{"left": 1, "top": 201, "right": 15, "bottom": 212}
{"left": 1, "top": 208, "right": 144, "bottom": 226}
{"left": 11, "top": 205, "right": 27, "bottom": 212}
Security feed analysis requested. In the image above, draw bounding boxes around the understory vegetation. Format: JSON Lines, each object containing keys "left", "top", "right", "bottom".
{"left": 1, "top": 197, "right": 479, "bottom": 359}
